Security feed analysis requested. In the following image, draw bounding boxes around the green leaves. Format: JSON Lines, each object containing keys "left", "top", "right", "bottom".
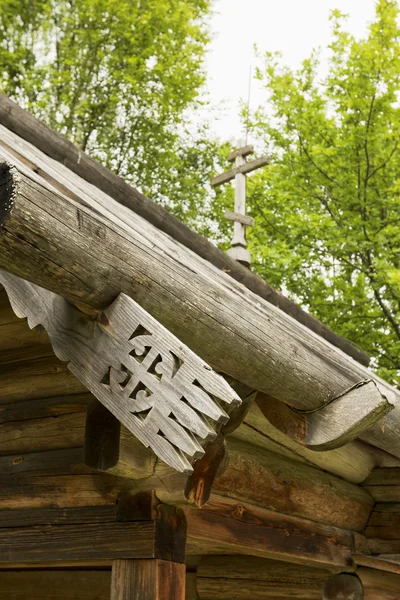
{"left": 0, "top": 0, "right": 217, "bottom": 218}
{"left": 239, "top": 0, "right": 400, "bottom": 381}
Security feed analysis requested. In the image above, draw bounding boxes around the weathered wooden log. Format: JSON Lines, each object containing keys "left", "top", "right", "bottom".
{"left": 0, "top": 158, "right": 398, "bottom": 457}
{"left": 0, "top": 355, "right": 87, "bottom": 403}
{"left": 239, "top": 401, "right": 400, "bottom": 484}
{"left": 185, "top": 495, "right": 357, "bottom": 568}
{"left": 196, "top": 556, "right": 332, "bottom": 599}
{"left": 357, "top": 567, "right": 400, "bottom": 600}
{"left": 212, "top": 439, "right": 373, "bottom": 531}
{"left": 0, "top": 96, "right": 369, "bottom": 365}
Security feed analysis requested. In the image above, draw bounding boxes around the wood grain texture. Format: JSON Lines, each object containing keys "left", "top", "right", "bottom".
{"left": 0, "top": 100, "right": 368, "bottom": 366}
{"left": 213, "top": 438, "right": 374, "bottom": 531}
{"left": 0, "top": 517, "right": 186, "bottom": 564}
{"left": 0, "top": 271, "right": 240, "bottom": 474}
{"left": 357, "top": 567, "right": 400, "bottom": 600}
{"left": 84, "top": 399, "right": 156, "bottom": 480}
{"left": 0, "top": 153, "right": 380, "bottom": 420}
{"left": 242, "top": 399, "right": 398, "bottom": 484}
{"left": 196, "top": 555, "right": 332, "bottom": 600}
{"left": 257, "top": 381, "right": 393, "bottom": 451}
{"left": 111, "top": 559, "right": 186, "bottom": 600}
{"left": 0, "top": 354, "right": 86, "bottom": 404}
{"left": 0, "top": 571, "right": 112, "bottom": 600}
{"left": 185, "top": 495, "right": 356, "bottom": 568}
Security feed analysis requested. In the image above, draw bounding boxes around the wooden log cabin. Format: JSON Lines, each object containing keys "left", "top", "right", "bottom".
{"left": 0, "top": 93, "right": 399, "bottom": 599}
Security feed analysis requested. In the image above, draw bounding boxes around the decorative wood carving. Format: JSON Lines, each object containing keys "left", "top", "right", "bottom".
{"left": 0, "top": 271, "right": 241, "bottom": 473}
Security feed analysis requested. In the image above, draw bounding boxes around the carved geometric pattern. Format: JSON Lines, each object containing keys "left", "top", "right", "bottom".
{"left": 0, "top": 271, "right": 241, "bottom": 473}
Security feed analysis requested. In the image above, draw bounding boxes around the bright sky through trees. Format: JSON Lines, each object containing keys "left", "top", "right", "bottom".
{"left": 207, "top": 0, "right": 377, "bottom": 139}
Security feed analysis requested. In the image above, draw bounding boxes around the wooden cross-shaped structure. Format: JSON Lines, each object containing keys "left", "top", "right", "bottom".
{"left": 212, "top": 138, "right": 270, "bottom": 268}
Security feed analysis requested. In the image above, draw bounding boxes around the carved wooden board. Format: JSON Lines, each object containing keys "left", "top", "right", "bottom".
{"left": 0, "top": 271, "right": 241, "bottom": 473}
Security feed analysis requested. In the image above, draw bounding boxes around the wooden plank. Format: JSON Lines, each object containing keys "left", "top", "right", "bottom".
{"left": 213, "top": 438, "right": 374, "bottom": 531}
{"left": 0, "top": 393, "right": 91, "bottom": 424}
{"left": 364, "top": 503, "right": 400, "bottom": 539}
{"left": 197, "top": 556, "right": 332, "bottom": 599}
{"left": 211, "top": 155, "right": 270, "bottom": 186}
{"left": 0, "top": 571, "right": 112, "bottom": 600}
{"left": 0, "top": 158, "right": 393, "bottom": 455}
{"left": 0, "top": 519, "right": 185, "bottom": 564}
{"left": 224, "top": 210, "right": 254, "bottom": 227}
{"left": 227, "top": 144, "right": 254, "bottom": 162}
{"left": 0, "top": 504, "right": 118, "bottom": 528}
{"left": 0, "top": 103, "right": 369, "bottom": 368}
{"left": 0, "top": 355, "right": 87, "bottom": 404}
{"left": 185, "top": 495, "right": 356, "bottom": 568}
{"left": 111, "top": 559, "right": 186, "bottom": 600}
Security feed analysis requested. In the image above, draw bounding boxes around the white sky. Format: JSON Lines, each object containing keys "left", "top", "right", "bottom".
{"left": 206, "top": 0, "right": 377, "bottom": 141}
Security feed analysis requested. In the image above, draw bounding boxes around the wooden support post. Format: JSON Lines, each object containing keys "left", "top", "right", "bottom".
{"left": 322, "top": 574, "right": 363, "bottom": 599}
{"left": 111, "top": 559, "right": 186, "bottom": 600}
{"left": 111, "top": 492, "right": 187, "bottom": 600}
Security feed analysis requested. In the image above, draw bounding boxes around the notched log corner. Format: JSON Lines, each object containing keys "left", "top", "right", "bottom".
{"left": 257, "top": 380, "right": 394, "bottom": 452}
{"left": 0, "top": 161, "right": 17, "bottom": 227}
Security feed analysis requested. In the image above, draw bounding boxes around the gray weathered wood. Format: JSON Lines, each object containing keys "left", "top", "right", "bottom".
{"left": 0, "top": 152, "right": 399, "bottom": 458}
{"left": 0, "top": 271, "right": 240, "bottom": 474}
{"left": 257, "top": 380, "right": 393, "bottom": 451}
{"left": 0, "top": 98, "right": 370, "bottom": 366}
{"left": 227, "top": 144, "right": 254, "bottom": 162}
{"left": 223, "top": 210, "right": 254, "bottom": 227}
{"left": 211, "top": 155, "right": 270, "bottom": 186}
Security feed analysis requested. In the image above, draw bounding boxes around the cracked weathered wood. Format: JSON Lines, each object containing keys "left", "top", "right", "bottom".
{"left": 0, "top": 271, "right": 240, "bottom": 474}
{"left": 0, "top": 157, "right": 398, "bottom": 461}
{"left": 257, "top": 380, "right": 393, "bottom": 451}
{"left": 0, "top": 101, "right": 368, "bottom": 366}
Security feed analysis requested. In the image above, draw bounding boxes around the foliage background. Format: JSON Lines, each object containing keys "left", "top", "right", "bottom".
{"left": 0, "top": 0, "right": 398, "bottom": 380}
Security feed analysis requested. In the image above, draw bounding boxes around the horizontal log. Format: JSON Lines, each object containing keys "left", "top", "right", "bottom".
{"left": 185, "top": 495, "right": 356, "bottom": 569}
{"left": 0, "top": 521, "right": 174, "bottom": 564}
{"left": 0, "top": 355, "right": 87, "bottom": 404}
{"left": 0, "top": 156, "right": 397, "bottom": 458}
{"left": 0, "top": 504, "right": 119, "bottom": 528}
{"left": 0, "top": 571, "right": 112, "bottom": 600}
{"left": 364, "top": 503, "right": 400, "bottom": 539}
{"left": 353, "top": 554, "right": 400, "bottom": 576}
{"left": 363, "top": 469, "right": 400, "bottom": 502}
{"left": 0, "top": 100, "right": 368, "bottom": 367}
{"left": 212, "top": 438, "right": 373, "bottom": 531}
{"left": 239, "top": 400, "right": 399, "bottom": 484}
{"left": 257, "top": 381, "right": 393, "bottom": 451}
{"left": 357, "top": 567, "right": 400, "bottom": 599}
{"left": 196, "top": 555, "right": 332, "bottom": 599}
{"left": 227, "top": 144, "right": 254, "bottom": 162}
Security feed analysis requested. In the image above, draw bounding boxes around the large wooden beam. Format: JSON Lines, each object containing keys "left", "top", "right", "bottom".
{"left": 196, "top": 556, "right": 333, "bottom": 599}
{"left": 0, "top": 159, "right": 398, "bottom": 458}
{"left": 211, "top": 439, "right": 373, "bottom": 531}
{"left": 185, "top": 496, "right": 359, "bottom": 569}
{"left": 0, "top": 96, "right": 369, "bottom": 366}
